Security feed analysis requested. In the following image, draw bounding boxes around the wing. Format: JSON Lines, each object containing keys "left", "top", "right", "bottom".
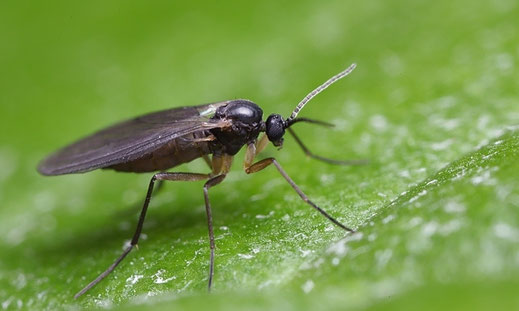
{"left": 38, "top": 101, "right": 232, "bottom": 176}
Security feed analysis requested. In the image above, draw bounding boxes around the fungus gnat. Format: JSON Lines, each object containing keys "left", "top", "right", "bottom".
{"left": 38, "top": 63, "right": 362, "bottom": 298}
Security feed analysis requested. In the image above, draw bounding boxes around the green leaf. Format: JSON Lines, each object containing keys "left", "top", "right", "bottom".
{"left": 1, "top": 0, "right": 518, "bottom": 310}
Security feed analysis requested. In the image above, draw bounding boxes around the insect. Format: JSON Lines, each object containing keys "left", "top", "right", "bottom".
{"left": 38, "top": 63, "right": 361, "bottom": 298}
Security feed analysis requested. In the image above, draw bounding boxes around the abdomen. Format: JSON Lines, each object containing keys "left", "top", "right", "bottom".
{"left": 108, "top": 131, "right": 212, "bottom": 173}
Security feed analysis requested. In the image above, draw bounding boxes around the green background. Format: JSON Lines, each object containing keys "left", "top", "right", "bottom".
{"left": 1, "top": 0, "right": 518, "bottom": 310}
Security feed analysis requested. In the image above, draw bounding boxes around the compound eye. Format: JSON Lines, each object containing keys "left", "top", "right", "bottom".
{"left": 266, "top": 114, "right": 286, "bottom": 145}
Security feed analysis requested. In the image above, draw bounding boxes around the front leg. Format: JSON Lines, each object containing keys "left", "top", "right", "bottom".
{"left": 244, "top": 153, "right": 355, "bottom": 233}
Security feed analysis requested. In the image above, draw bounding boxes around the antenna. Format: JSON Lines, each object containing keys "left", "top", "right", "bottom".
{"left": 286, "top": 63, "right": 357, "bottom": 124}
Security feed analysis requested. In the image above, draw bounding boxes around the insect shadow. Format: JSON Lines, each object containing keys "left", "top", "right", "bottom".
{"left": 38, "top": 63, "right": 366, "bottom": 298}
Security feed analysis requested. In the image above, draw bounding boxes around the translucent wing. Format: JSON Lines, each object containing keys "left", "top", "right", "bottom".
{"left": 38, "top": 101, "right": 232, "bottom": 175}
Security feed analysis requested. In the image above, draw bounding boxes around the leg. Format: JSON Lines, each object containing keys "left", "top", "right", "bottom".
{"left": 255, "top": 134, "right": 269, "bottom": 155}
{"left": 211, "top": 154, "right": 233, "bottom": 176}
{"left": 202, "top": 154, "right": 213, "bottom": 170}
{"left": 242, "top": 134, "right": 269, "bottom": 171}
{"left": 245, "top": 158, "right": 355, "bottom": 233}
{"left": 203, "top": 174, "right": 226, "bottom": 290}
{"left": 287, "top": 128, "right": 368, "bottom": 166}
{"left": 74, "top": 172, "right": 209, "bottom": 299}
{"left": 151, "top": 170, "right": 168, "bottom": 196}
{"left": 151, "top": 153, "right": 213, "bottom": 201}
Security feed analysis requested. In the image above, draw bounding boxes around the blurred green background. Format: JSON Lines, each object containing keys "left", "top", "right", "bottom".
{"left": 1, "top": 0, "right": 518, "bottom": 310}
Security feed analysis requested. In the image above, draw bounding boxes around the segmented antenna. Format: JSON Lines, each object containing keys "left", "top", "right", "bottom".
{"left": 286, "top": 63, "right": 357, "bottom": 123}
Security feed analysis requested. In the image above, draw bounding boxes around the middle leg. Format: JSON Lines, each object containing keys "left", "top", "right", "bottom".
{"left": 202, "top": 174, "right": 226, "bottom": 290}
